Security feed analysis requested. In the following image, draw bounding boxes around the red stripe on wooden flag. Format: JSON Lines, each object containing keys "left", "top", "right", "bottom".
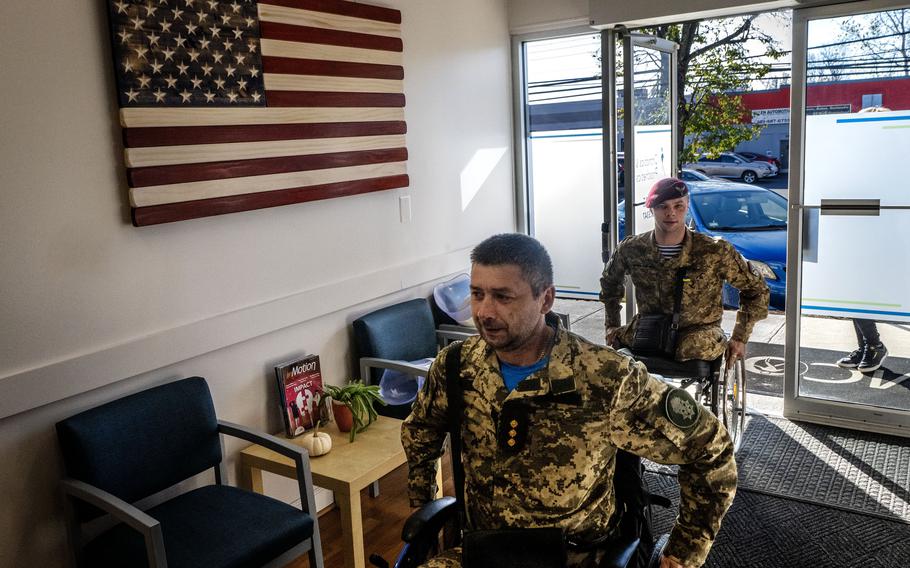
{"left": 262, "top": 56, "right": 403, "bottom": 80}
{"left": 132, "top": 174, "right": 410, "bottom": 226}
{"left": 266, "top": 92, "right": 405, "bottom": 107}
{"left": 259, "top": 21, "right": 402, "bottom": 51}
{"left": 128, "top": 147, "right": 409, "bottom": 187}
{"left": 260, "top": 0, "right": 402, "bottom": 24}
{"left": 123, "top": 121, "right": 407, "bottom": 148}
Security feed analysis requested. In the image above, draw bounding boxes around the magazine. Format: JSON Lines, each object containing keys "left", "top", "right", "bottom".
{"left": 275, "top": 354, "right": 325, "bottom": 437}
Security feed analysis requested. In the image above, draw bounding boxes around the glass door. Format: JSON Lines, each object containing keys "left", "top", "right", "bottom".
{"left": 785, "top": 0, "right": 910, "bottom": 435}
{"left": 618, "top": 31, "right": 678, "bottom": 318}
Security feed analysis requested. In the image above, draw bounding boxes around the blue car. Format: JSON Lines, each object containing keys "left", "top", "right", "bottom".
{"left": 618, "top": 180, "right": 787, "bottom": 310}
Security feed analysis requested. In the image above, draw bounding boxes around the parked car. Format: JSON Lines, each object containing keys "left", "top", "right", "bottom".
{"left": 680, "top": 168, "right": 730, "bottom": 183}
{"left": 617, "top": 180, "right": 786, "bottom": 310}
{"left": 683, "top": 152, "right": 776, "bottom": 183}
{"left": 737, "top": 151, "right": 782, "bottom": 171}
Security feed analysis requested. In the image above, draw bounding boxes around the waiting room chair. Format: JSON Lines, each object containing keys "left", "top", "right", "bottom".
{"left": 353, "top": 298, "right": 473, "bottom": 419}
{"left": 56, "top": 376, "right": 324, "bottom": 568}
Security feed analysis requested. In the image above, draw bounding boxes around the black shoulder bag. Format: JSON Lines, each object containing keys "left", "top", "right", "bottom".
{"left": 631, "top": 268, "right": 687, "bottom": 358}
{"left": 444, "top": 343, "right": 567, "bottom": 568}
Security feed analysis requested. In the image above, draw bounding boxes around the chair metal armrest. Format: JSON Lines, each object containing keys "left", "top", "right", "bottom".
{"left": 61, "top": 478, "right": 167, "bottom": 568}
{"left": 360, "top": 357, "right": 432, "bottom": 386}
{"left": 436, "top": 328, "right": 475, "bottom": 346}
{"left": 217, "top": 420, "right": 320, "bottom": 519}
{"left": 402, "top": 496, "right": 458, "bottom": 543}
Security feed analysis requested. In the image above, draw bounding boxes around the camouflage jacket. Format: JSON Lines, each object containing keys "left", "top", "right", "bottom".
{"left": 401, "top": 327, "right": 737, "bottom": 567}
{"left": 600, "top": 229, "right": 769, "bottom": 360}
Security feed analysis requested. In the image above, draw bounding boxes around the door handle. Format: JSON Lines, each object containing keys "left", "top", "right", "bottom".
{"left": 819, "top": 199, "right": 880, "bottom": 216}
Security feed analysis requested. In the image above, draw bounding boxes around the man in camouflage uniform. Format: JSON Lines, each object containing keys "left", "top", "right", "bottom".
{"left": 601, "top": 178, "right": 769, "bottom": 364}
{"left": 402, "top": 234, "right": 737, "bottom": 568}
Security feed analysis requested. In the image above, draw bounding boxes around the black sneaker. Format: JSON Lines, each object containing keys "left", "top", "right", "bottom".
{"left": 837, "top": 348, "right": 864, "bottom": 369}
{"left": 858, "top": 343, "right": 888, "bottom": 373}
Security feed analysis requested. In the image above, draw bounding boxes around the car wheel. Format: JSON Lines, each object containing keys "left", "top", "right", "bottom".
{"left": 741, "top": 170, "right": 757, "bottom": 183}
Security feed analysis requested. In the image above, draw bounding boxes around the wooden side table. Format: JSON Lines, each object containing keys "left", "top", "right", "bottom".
{"left": 239, "top": 415, "right": 441, "bottom": 568}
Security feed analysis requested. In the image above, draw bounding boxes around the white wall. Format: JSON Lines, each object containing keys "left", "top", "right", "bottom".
{"left": 0, "top": 0, "right": 513, "bottom": 564}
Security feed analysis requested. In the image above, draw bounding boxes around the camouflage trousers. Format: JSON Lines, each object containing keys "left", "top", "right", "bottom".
{"left": 418, "top": 546, "right": 604, "bottom": 567}
{"left": 617, "top": 318, "right": 728, "bottom": 361}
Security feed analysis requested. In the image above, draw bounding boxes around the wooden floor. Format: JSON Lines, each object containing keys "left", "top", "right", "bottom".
{"left": 287, "top": 457, "right": 454, "bottom": 568}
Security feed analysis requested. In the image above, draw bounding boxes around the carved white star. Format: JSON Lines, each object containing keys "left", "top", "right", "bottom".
{"left": 231, "top": 2, "right": 241, "bottom": 14}
{"left": 210, "top": 26, "right": 221, "bottom": 38}
{"left": 187, "top": 48, "right": 200, "bottom": 62}
{"left": 147, "top": 32, "right": 159, "bottom": 46}
{"left": 227, "top": 90, "right": 239, "bottom": 103}
{"left": 165, "top": 74, "right": 178, "bottom": 88}
{"left": 162, "top": 47, "right": 175, "bottom": 61}
{"left": 114, "top": 1, "right": 129, "bottom": 15}
{"left": 204, "top": 90, "right": 215, "bottom": 103}
{"left": 153, "top": 88, "right": 166, "bottom": 102}
{"left": 131, "top": 16, "right": 144, "bottom": 30}
{"left": 237, "top": 77, "right": 247, "bottom": 90}
{"left": 221, "top": 14, "right": 232, "bottom": 26}
{"left": 125, "top": 89, "right": 139, "bottom": 102}
{"left": 244, "top": 17, "right": 255, "bottom": 28}
{"left": 174, "top": 34, "right": 187, "bottom": 48}
{"left": 201, "top": 63, "right": 213, "bottom": 76}
{"left": 224, "top": 40, "right": 234, "bottom": 52}
{"left": 191, "top": 75, "right": 203, "bottom": 89}
{"left": 199, "top": 38, "right": 211, "bottom": 50}
{"left": 247, "top": 41, "right": 257, "bottom": 53}
{"left": 179, "top": 89, "right": 193, "bottom": 103}
{"left": 224, "top": 64, "right": 236, "bottom": 77}
{"left": 232, "top": 28, "right": 243, "bottom": 40}
{"left": 118, "top": 30, "right": 131, "bottom": 43}
{"left": 134, "top": 46, "right": 147, "bottom": 60}
{"left": 235, "top": 53, "right": 245, "bottom": 65}
{"left": 185, "top": 0, "right": 195, "bottom": 6}
{"left": 145, "top": 3, "right": 157, "bottom": 17}
{"left": 137, "top": 74, "right": 152, "bottom": 88}
{"left": 122, "top": 58, "right": 134, "bottom": 73}
{"left": 212, "top": 51, "right": 223, "bottom": 64}
{"left": 172, "top": 8, "right": 184, "bottom": 21}
{"left": 150, "top": 59, "right": 164, "bottom": 74}
{"left": 197, "top": 11, "right": 208, "bottom": 23}
{"left": 176, "top": 62, "right": 190, "bottom": 75}
{"left": 186, "top": 22, "right": 198, "bottom": 35}
{"left": 207, "top": 1, "right": 219, "bottom": 11}
{"left": 250, "top": 91, "right": 261, "bottom": 102}
{"left": 249, "top": 67, "right": 259, "bottom": 78}
{"left": 160, "top": 20, "right": 172, "bottom": 33}
{"left": 213, "top": 76, "right": 226, "bottom": 89}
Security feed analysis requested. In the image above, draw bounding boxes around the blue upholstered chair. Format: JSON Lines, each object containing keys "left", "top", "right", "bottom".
{"left": 353, "top": 299, "right": 473, "bottom": 420}
{"left": 56, "top": 377, "right": 324, "bottom": 568}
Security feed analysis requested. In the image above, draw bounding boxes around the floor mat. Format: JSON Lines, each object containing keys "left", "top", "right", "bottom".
{"left": 735, "top": 415, "right": 910, "bottom": 523}
{"left": 646, "top": 472, "right": 910, "bottom": 568}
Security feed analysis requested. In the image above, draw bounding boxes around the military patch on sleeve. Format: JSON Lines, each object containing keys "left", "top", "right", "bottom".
{"left": 663, "top": 388, "right": 700, "bottom": 429}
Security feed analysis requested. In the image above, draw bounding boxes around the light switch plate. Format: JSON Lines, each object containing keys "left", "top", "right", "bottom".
{"left": 399, "top": 195, "right": 412, "bottom": 223}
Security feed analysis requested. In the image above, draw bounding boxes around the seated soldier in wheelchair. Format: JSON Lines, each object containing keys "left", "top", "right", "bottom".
{"left": 600, "top": 177, "right": 769, "bottom": 368}
{"left": 399, "top": 234, "right": 737, "bottom": 568}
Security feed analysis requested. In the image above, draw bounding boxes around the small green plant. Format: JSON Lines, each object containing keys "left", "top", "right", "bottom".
{"left": 323, "top": 380, "right": 386, "bottom": 442}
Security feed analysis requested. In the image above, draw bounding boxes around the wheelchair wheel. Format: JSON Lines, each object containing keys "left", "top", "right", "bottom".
{"left": 720, "top": 359, "right": 746, "bottom": 451}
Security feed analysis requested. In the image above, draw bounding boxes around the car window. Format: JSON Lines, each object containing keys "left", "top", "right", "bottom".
{"left": 719, "top": 155, "right": 736, "bottom": 163}
{"left": 691, "top": 191, "right": 788, "bottom": 230}
{"left": 698, "top": 156, "right": 710, "bottom": 162}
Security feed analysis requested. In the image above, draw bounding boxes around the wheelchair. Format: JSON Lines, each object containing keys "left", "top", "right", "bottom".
{"left": 370, "top": 451, "right": 671, "bottom": 568}
{"left": 630, "top": 352, "right": 746, "bottom": 451}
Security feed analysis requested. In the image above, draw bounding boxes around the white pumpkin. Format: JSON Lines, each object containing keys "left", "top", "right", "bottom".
{"left": 300, "top": 432, "right": 332, "bottom": 457}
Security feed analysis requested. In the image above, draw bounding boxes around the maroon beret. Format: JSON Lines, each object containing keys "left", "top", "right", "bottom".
{"left": 645, "top": 177, "right": 689, "bottom": 208}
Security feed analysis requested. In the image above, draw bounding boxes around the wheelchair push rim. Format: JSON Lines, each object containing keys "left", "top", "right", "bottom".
{"left": 720, "top": 358, "right": 746, "bottom": 452}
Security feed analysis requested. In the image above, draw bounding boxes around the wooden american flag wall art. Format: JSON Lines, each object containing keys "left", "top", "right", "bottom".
{"left": 107, "top": 0, "right": 408, "bottom": 226}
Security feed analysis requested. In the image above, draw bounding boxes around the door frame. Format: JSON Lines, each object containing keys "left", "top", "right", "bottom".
{"left": 784, "top": 0, "right": 910, "bottom": 436}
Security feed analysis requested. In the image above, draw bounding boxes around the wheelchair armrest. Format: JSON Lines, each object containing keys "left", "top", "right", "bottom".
{"left": 598, "top": 537, "right": 640, "bottom": 568}
{"left": 402, "top": 496, "right": 458, "bottom": 543}
{"left": 436, "top": 328, "right": 475, "bottom": 346}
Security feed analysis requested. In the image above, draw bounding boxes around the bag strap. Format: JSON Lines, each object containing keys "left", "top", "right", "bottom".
{"left": 444, "top": 341, "right": 466, "bottom": 521}
{"left": 670, "top": 267, "right": 687, "bottom": 330}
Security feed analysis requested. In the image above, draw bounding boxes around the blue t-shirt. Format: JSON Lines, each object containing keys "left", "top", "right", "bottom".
{"left": 499, "top": 357, "right": 549, "bottom": 392}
